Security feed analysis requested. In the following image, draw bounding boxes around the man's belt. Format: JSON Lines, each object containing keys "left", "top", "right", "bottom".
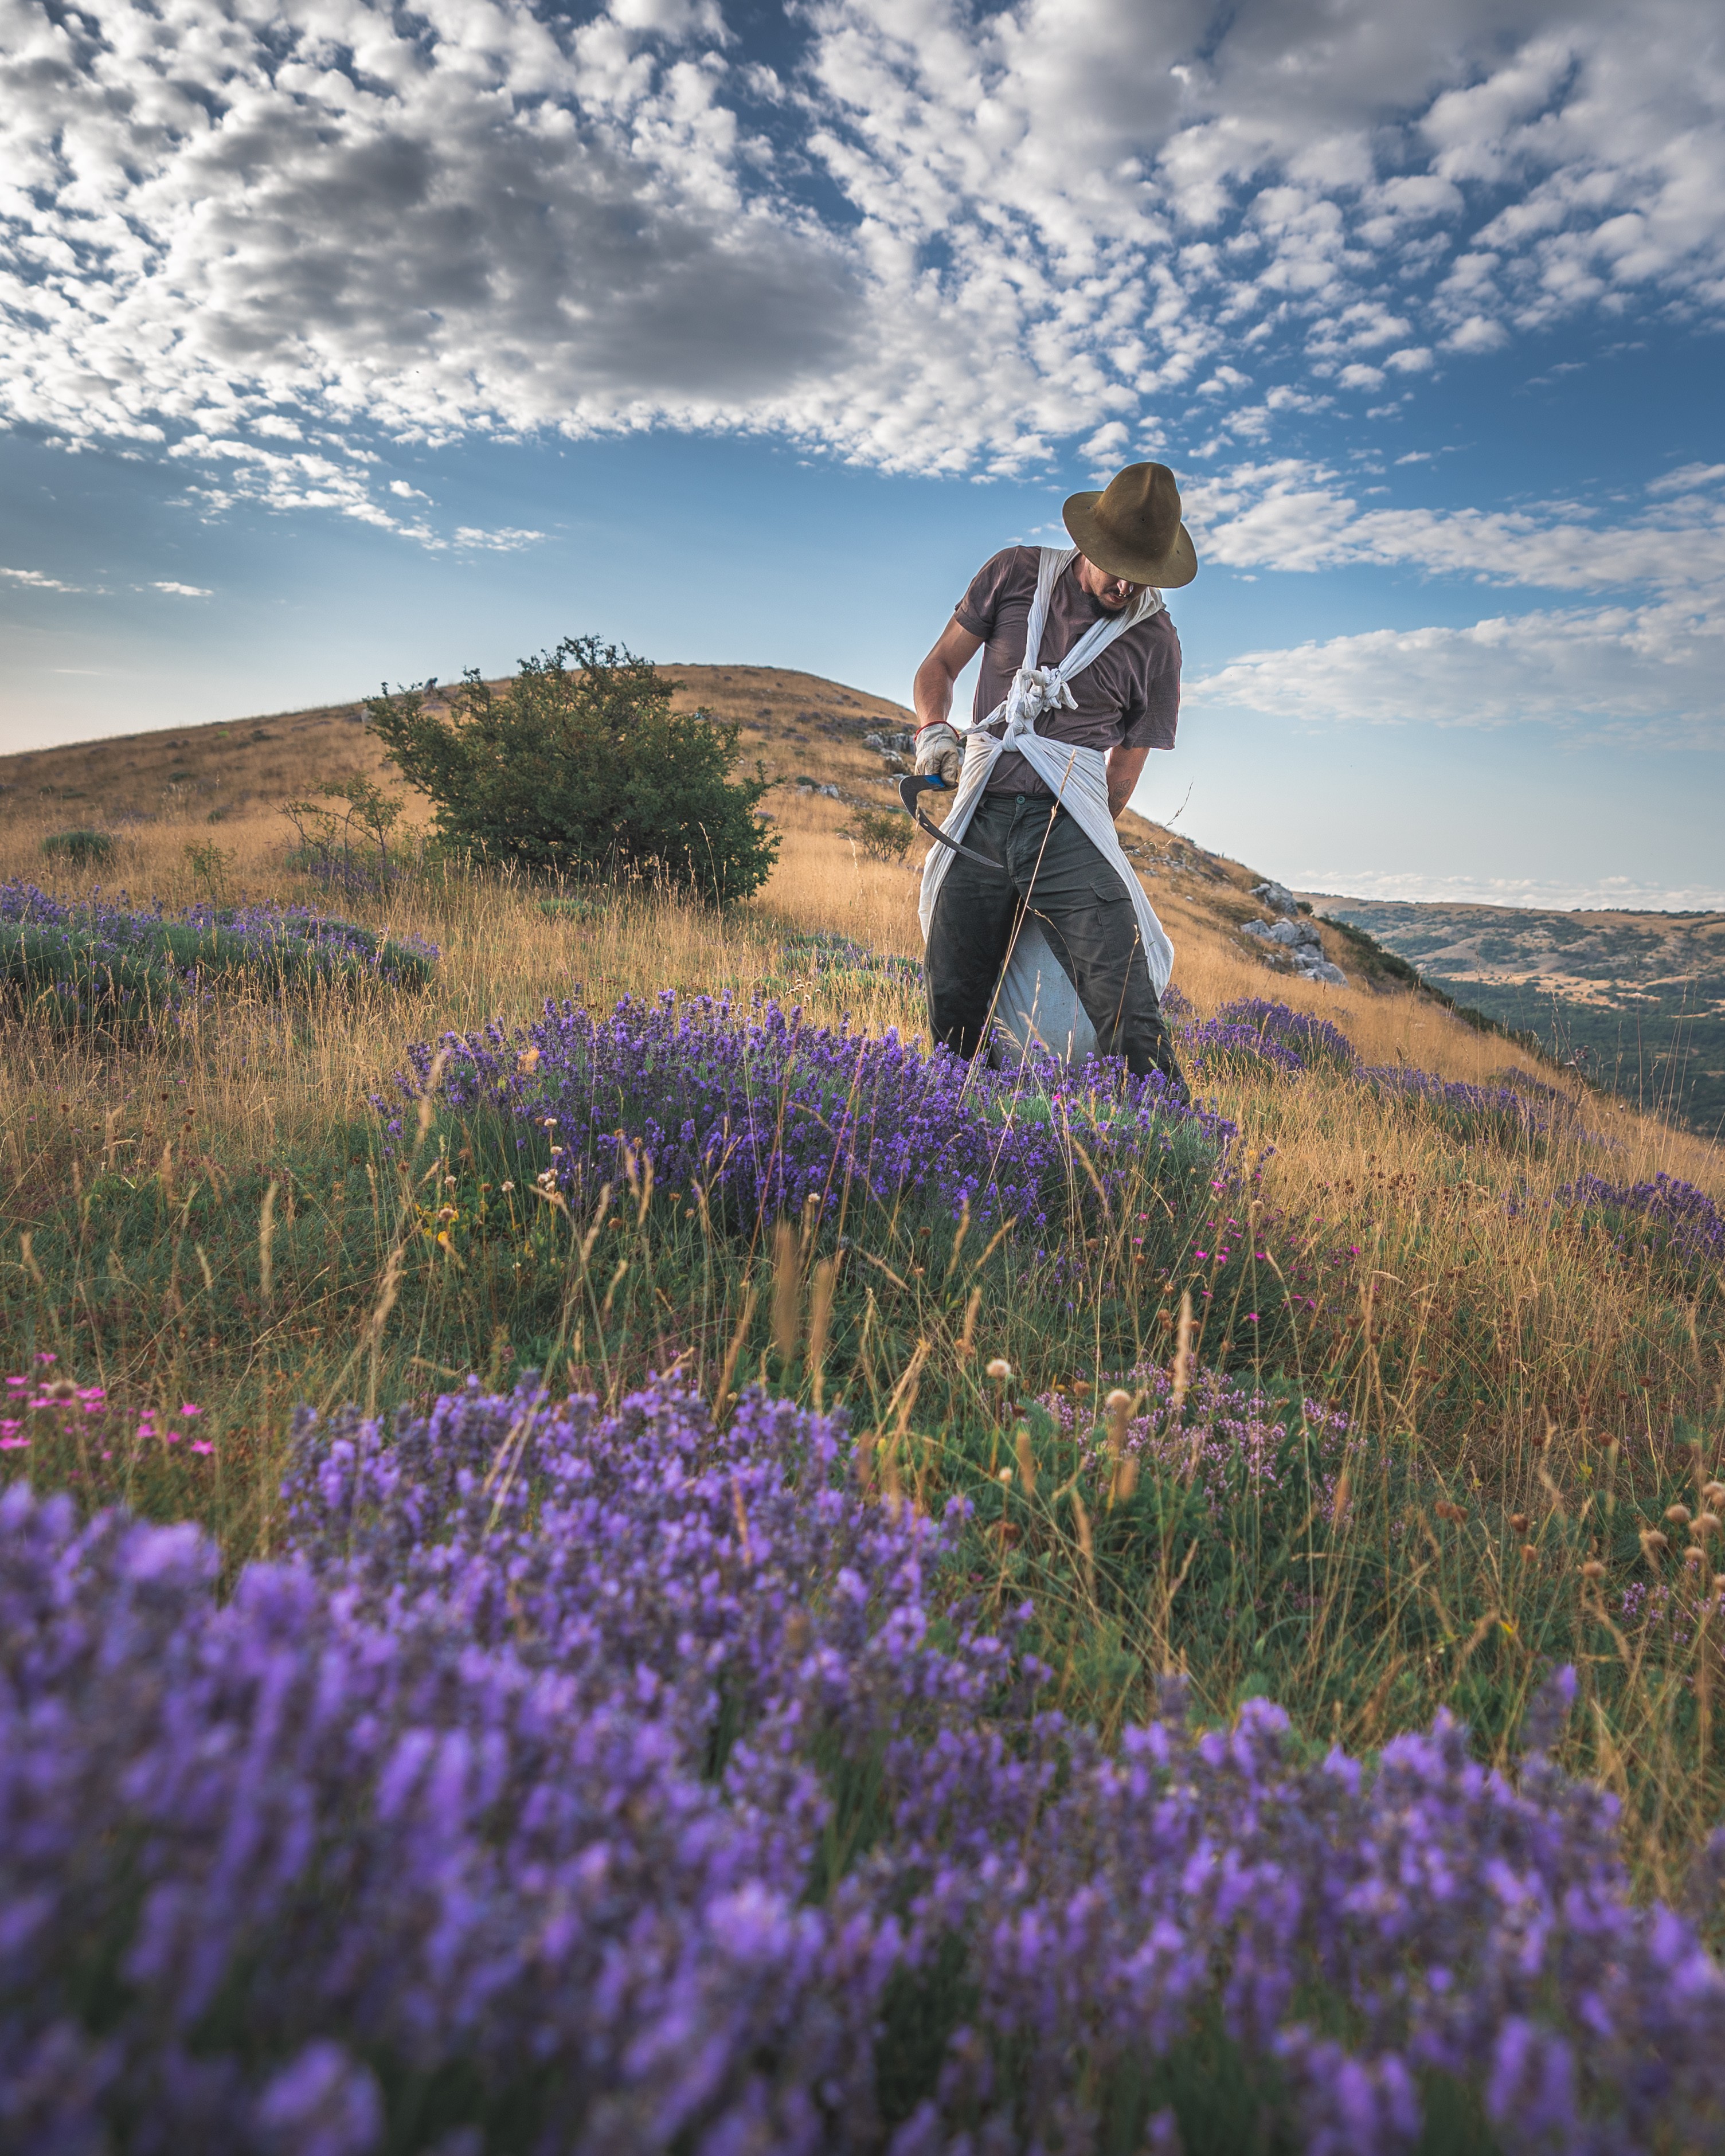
{"left": 897, "top": 774, "right": 1008, "bottom": 874}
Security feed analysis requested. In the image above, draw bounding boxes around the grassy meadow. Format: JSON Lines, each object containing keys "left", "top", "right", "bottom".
{"left": 4, "top": 670, "right": 1725, "bottom": 1931}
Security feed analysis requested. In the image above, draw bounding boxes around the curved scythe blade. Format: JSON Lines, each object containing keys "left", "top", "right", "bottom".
{"left": 896, "top": 773, "right": 1004, "bottom": 873}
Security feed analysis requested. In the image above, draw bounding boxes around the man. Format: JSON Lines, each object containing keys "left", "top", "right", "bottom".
{"left": 912, "top": 460, "right": 1195, "bottom": 1085}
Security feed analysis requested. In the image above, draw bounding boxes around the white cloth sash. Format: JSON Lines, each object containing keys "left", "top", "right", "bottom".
{"left": 918, "top": 545, "right": 1175, "bottom": 1065}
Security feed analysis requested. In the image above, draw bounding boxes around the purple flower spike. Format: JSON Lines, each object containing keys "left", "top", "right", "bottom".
{"left": 388, "top": 989, "right": 1235, "bottom": 1238}
{"left": 254, "top": 2041, "right": 384, "bottom": 2156}
{"left": 0, "top": 1384, "right": 1719, "bottom": 2150}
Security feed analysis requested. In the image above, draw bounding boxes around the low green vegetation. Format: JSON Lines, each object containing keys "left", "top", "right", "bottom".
{"left": 843, "top": 801, "right": 917, "bottom": 862}
{"left": 41, "top": 827, "right": 113, "bottom": 867}
{"left": 0, "top": 889, "right": 437, "bottom": 1026}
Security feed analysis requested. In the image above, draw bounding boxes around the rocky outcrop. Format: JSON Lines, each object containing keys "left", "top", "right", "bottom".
{"left": 865, "top": 730, "right": 914, "bottom": 774}
{"left": 1242, "top": 914, "right": 1346, "bottom": 986}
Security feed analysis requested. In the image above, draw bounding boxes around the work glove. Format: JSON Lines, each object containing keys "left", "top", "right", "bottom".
{"left": 914, "top": 721, "right": 964, "bottom": 789}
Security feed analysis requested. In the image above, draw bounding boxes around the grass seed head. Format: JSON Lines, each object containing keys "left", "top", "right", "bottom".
{"left": 1014, "top": 1423, "right": 1035, "bottom": 1497}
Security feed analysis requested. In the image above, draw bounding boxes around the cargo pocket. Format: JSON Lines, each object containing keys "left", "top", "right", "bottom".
{"left": 1088, "top": 875, "right": 1146, "bottom": 970}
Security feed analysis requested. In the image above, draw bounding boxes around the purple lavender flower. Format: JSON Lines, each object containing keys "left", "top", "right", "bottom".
{"left": 1184, "top": 1016, "right": 1308, "bottom": 1078}
{"left": 1, "top": 1383, "right": 1720, "bottom": 2151}
{"left": 394, "top": 992, "right": 1234, "bottom": 1238}
{"left": 1215, "top": 998, "right": 1359, "bottom": 1071}
{"left": 0, "top": 881, "right": 437, "bottom": 1026}
{"left": 1559, "top": 1170, "right": 1724, "bottom": 1273}
{"left": 1035, "top": 1363, "right": 1350, "bottom": 1515}
{"left": 1361, "top": 1062, "right": 1552, "bottom": 1147}
{"left": 253, "top": 2042, "right": 383, "bottom": 2156}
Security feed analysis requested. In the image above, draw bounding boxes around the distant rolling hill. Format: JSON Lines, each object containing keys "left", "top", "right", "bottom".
{"left": 1310, "top": 897, "right": 1725, "bottom": 1138}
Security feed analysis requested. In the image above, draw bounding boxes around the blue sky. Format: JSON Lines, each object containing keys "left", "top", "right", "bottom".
{"left": 3, "top": 0, "right": 1722, "bottom": 907}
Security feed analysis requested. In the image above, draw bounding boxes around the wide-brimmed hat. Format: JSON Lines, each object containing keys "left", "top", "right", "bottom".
{"left": 1062, "top": 461, "right": 1197, "bottom": 589}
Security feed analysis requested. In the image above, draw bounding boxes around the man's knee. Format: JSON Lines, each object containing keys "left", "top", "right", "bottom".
{"left": 1067, "top": 909, "right": 1182, "bottom": 1083}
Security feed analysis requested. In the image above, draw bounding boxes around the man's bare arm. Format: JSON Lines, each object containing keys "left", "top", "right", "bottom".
{"left": 1105, "top": 744, "right": 1151, "bottom": 821}
{"left": 913, "top": 618, "right": 983, "bottom": 734}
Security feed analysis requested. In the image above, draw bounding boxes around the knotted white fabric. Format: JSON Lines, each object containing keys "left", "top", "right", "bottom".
{"left": 918, "top": 545, "right": 1175, "bottom": 1065}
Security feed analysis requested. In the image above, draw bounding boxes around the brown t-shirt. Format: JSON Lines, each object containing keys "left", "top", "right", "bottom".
{"left": 953, "top": 547, "right": 1182, "bottom": 796}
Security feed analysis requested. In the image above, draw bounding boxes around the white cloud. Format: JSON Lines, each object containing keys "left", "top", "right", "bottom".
{"left": 1172, "top": 448, "right": 1725, "bottom": 746}
{"left": 0, "top": 0, "right": 1719, "bottom": 495}
{"left": 0, "top": 566, "right": 83, "bottom": 593}
{"left": 1188, "top": 595, "right": 1724, "bottom": 741}
{"left": 149, "top": 580, "right": 212, "bottom": 597}
{"left": 1650, "top": 462, "right": 1725, "bottom": 495}
{"left": 1444, "top": 314, "right": 1511, "bottom": 353}
{"left": 452, "top": 526, "right": 546, "bottom": 551}
{"left": 1184, "top": 457, "right": 1725, "bottom": 593}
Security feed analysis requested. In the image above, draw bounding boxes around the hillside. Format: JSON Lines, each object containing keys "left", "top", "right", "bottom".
{"left": 0, "top": 660, "right": 1440, "bottom": 1009}
{"left": 1314, "top": 896, "right": 1725, "bottom": 1137}
{"left": 13, "top": 659, "right": 1724, "bottom": 1141}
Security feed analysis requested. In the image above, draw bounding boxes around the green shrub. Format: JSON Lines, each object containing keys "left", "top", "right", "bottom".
{"left": 281, "top": 775, "right": 407, "bottom": 894}
{"left": 365, "top": 637, "right": 779, "bottom": 905}
{"left": 844, "top": 803, "right": 914, "bottom": 864}
{"left": 0, "top": 924, "right": 179, "bottom": 1019}
{"left": 41, "top": 829, "right": 113, "bottom": 868}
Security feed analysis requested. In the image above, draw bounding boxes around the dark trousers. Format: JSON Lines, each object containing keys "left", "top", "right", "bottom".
{"left": 925, "top": 793, "right": 1184, "bottom": 1085}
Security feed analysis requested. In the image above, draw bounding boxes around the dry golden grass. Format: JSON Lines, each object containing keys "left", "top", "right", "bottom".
{"left": 1, "top": 661, "right": 1718, "bottom": 1484}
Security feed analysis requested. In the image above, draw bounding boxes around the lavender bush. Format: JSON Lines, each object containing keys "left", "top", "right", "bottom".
{"left": 397, "top": 991, "right": 1233, "bottom": 1240}
{"left": 0, "top": 880, "right": 77, "bottom": 927}
{"left": 1559, "top": 1169, "right": 1725, "bottom": 1275}
{"left": 0, "top": 879, "right": 437, "bottom": 1024}
{"left": 760, "top": 930, "right": 923, "bottom": 1000}
{"left": 1360, "top": 1063, "right": 1556, "bottom": 1148}
{"left": 2, "top": 1375, "right": 1722, "bottom": 2153}
{"left": 1034, "top": 1360, "right": 1351, "bottom": 1516}
{"left": 1175, "top": 997, "right": 1358, "bottom": 1081}
{"left": 1184, "top": 1014, "right": 1308, "bottom": 1079}
{"left": 1214, "top": 997, "right": 1360, "bottom": 1071}
{"left": 1165, "top": 994, "right": 1599, "bottom": 1155}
